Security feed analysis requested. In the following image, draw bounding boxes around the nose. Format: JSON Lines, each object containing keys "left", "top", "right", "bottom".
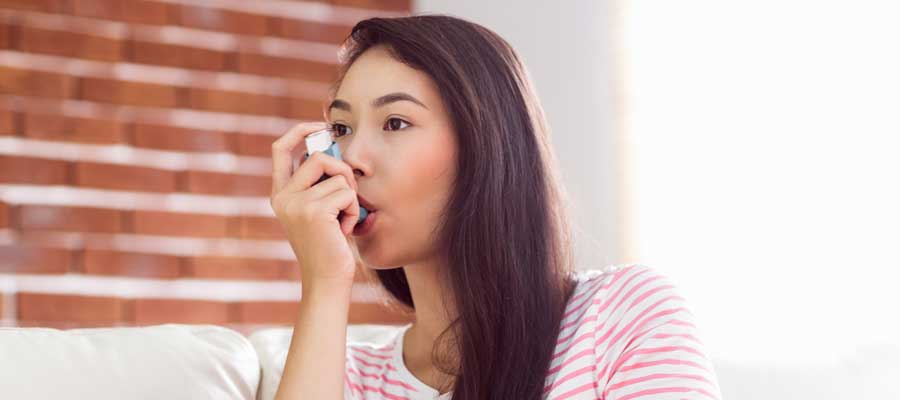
{"left": 338, "top": 131, "right": 372, "bottom": 181}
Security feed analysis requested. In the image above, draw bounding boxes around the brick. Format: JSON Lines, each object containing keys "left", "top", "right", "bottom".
{"left": 68, "top": 115, "right": 126, "bottom": 143}
{"left": 273, "top": 18, "right": 349, "bottom": 45}
{"left": 21, "top": 112, "right": 64, "bottom": 138}
{"left": 333, "top": 0, "right": 412, "bottom": 11}
{"left": 73, "top": 161, "right": 177, "bottom": 192}
{"left": 0, "top": 66, "right": 75, "bottom": 98}
{"left": 132, "top": 123, "right": 230, "bottom": 153}
{"left": 0, "top": 245, "right": 71, "bottom": 274}
{"left": 233, "top": 215, "right": 284, "bottom": 240}
{"left": 82, "top": 249, "right": 182, "bottom": 279}
{"left": 132, "top": 298, "right": 231, "bottom": 324}
{"left": 79, "top": 77, "right": 178, "bottom": 108}
{"left": 24, "top": 113, "right": 125, "bottom": 144}
{"left": 0, "top": 0, "right": 68, "bottom": 13}
{"left": 16, "top": 25, "right": 122, "bottom": 62}
{"left": 17, "top": 292, "right": 125, "bottom": 323}
{"left": 234, "top": 133, "right": 276, "bottom": 157}
{"left": 236, "top": 53, "right": 337, "bottom": 82}
{"left": 70, "top": 0, "right": 171, "bottom": 25}
{"left": 131, "top": 210, "right": 228, "bottom": 237}
{"left": 0, "top": 201, "right": 8, "bottom": 228}
{"left": 181, "top": 170, "right": 269, "bottom": 196}
{"left": 0, "top": 22, "right": 10, "bottom": 49}
{"left": 184, "top": 255, "right": 289, "bottom": 281}
{"left": 186, "top": 88, "right": 285, "bottom": 117}
{"left": 287, "top": 97, "right": 326, "bottom": 120}
{"left": 175, "top": 6, "right": 269, "bottom": 36}
{"left": 0, "top": 155, "right": 69, "bottom": 185}
{"left": 236, "top": 300, "right": 299, "bottom": 325}
{"left": 0, "top": 108, "right": 18, "bottom": 135}
{"left": 129, "top": 40, "right": 226, "bottom": 71}
{"left": 18, "top": 204, "right": 122, "bottom": 233}
{"left": 284, "top": 263, "right": 301, "bottom": 281}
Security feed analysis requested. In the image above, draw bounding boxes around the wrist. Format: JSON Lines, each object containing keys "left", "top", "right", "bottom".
{"left": 301, "top": 279, "right": 354, "bottom": 304}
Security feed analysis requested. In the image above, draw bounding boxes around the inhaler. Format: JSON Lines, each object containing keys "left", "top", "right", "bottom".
{"left": 303, "top": 128, "right": 369, "bottom": 224}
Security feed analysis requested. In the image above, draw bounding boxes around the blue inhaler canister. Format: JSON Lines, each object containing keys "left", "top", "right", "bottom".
{"left": 303, "top": 128, "right": 369, "bottom": 224}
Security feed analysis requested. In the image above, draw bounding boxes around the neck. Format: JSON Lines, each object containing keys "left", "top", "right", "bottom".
{"left": 400, "top": 258, "right": 458, "bottom": 387}
{"left": 403, "top": 257, "right": 456, "bottom": 347}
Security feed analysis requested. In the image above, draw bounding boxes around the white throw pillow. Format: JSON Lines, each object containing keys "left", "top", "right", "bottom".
{"left": 248, "top": 324, "right": 403, "bottom": 400}
{"left": 0, "top": 323, "right": 260, "bottom": 400}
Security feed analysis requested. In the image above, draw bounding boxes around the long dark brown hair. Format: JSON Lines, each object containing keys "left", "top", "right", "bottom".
{"left": 327, "top": 14, "right": 578, "bottom": 399}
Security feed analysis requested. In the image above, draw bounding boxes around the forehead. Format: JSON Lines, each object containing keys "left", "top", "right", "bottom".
{"left": 333, "top": 45, "right": 440, "bottom": 108}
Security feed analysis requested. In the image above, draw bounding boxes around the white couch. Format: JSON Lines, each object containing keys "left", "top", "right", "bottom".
{"left": 0, "top": 323, "right": 400, "bottom": 400}
{"left": 1, "top": 323, "right": 897, "bottom": 399}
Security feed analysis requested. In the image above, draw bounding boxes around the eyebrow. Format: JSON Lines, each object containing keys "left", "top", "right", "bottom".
{"left": 328, "top": 92, "right": 429, "bottom": 113}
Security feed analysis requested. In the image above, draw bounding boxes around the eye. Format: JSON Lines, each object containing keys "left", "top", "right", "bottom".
{"left": 330, "top": 118, "right": 410, "bottom": 138}
{"left": 330, "top": 123, "right": 352, "bottom": 138}
{"left": 384, "top": 117, "right": 411, "bottom": 131}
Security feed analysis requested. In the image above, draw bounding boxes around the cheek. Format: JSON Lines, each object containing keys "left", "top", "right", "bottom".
{"left": 401, "top": 151, "right": 453, "bottom": 202}
{"left": 382, "top": 134, "right": 456, "bottom": 253}
{"left": 397, "top": 134, "right": 456, "bottom": 215}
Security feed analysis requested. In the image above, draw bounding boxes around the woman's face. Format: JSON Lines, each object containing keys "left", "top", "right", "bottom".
{"left": 327, "top": 44, "right": 458, "bottom": 270}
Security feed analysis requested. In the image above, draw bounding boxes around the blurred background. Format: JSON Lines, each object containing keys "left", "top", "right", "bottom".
{"left": 0, "top": 0, "right": 417, "bottom": 333}
{"left": 1, "top": 0, "right": 899, "bottom": 395}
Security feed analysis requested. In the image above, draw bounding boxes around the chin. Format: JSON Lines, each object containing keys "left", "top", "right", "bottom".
{"left": 360, "top": 259, "right": 405, "bottom": 271}
{"left": 356, "top": 244, "right": 399, "bottom": 270}
{"left": 363, "top": 263, "right": 404, "bottom": 271}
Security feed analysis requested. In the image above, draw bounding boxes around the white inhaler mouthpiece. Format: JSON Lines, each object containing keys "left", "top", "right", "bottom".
{"left": 303, "top": 128, "right": 369, "bottom": 224}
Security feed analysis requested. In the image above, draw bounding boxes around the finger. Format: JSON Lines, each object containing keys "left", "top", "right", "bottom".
{"left": 289, "top": 150, "right": 359, "bottom": 193}
{"left": 321, "top": 187, "right": 361, "bottom": 236}
{"left": 271, "top": 121, "right": 329, "bottom": 197}
{"left": 305, "top": 174, "right": 353, "bottom": 200}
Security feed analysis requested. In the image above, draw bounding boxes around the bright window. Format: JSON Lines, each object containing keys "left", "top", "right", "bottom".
{"left": 619, "top": 0, "right": 900, "bottom": 362}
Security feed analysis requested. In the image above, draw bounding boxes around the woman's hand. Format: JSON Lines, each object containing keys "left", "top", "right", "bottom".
{"left": 270, "top": 121, "right": 362, "bottom": 289}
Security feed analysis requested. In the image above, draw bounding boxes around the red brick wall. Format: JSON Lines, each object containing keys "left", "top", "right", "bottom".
{"left": 0, "top": 0, "right": 414, "bottom": 335}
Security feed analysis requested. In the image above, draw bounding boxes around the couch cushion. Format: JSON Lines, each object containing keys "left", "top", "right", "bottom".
{"left": 0, "top": 323, "right": 260, "bottom": 400}
{"left": 248, "top": 324, "right": 403, "bottom": 400}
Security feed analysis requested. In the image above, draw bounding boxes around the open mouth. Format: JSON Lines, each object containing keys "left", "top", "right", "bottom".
{"left": 353, "top": 209, "right": 377, "bottom": 236}
{"left": 357, "top": 195, "right": 377, "bottom": 212}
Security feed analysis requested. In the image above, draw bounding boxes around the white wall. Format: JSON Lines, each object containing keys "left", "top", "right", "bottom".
{"left": 413, "top": 0, "right": 627, "bottom": 270}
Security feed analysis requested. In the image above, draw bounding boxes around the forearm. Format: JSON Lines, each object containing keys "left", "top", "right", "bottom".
{"left": 274, "top": 282, "right": 353, "bottom": 400}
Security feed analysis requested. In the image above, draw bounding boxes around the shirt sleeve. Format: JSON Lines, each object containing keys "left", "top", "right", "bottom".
{"left": 593, "top": 265, "right": 723, "bottom": 400}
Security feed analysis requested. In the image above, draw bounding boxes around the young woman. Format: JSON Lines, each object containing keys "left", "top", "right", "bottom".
{"left": 269, "top": 14, "right": 722, "bottom": 400}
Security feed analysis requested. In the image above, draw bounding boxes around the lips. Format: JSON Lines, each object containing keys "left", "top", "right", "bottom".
{"left": 357, "top": 195, "right": 378, "bottom": 211}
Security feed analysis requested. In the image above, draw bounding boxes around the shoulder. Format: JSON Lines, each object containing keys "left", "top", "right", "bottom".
{"left": 575, "top": 263, "right": 705, "bottom": 363}
{"left": 545, "top": 264, "right": 695, "bottom": 398}
{"left": 567, "top": 263, "right": 693, "bottom": 339}
{"left": 569, "top": 263, "right": 681, "bottom": 305}
{"left": 574, "top": 266, "right": 722, "bottom": 398}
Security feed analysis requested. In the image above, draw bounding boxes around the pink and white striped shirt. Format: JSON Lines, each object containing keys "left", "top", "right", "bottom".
{"left": 344, "top": 264, "right": 722, "bottom": 399}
